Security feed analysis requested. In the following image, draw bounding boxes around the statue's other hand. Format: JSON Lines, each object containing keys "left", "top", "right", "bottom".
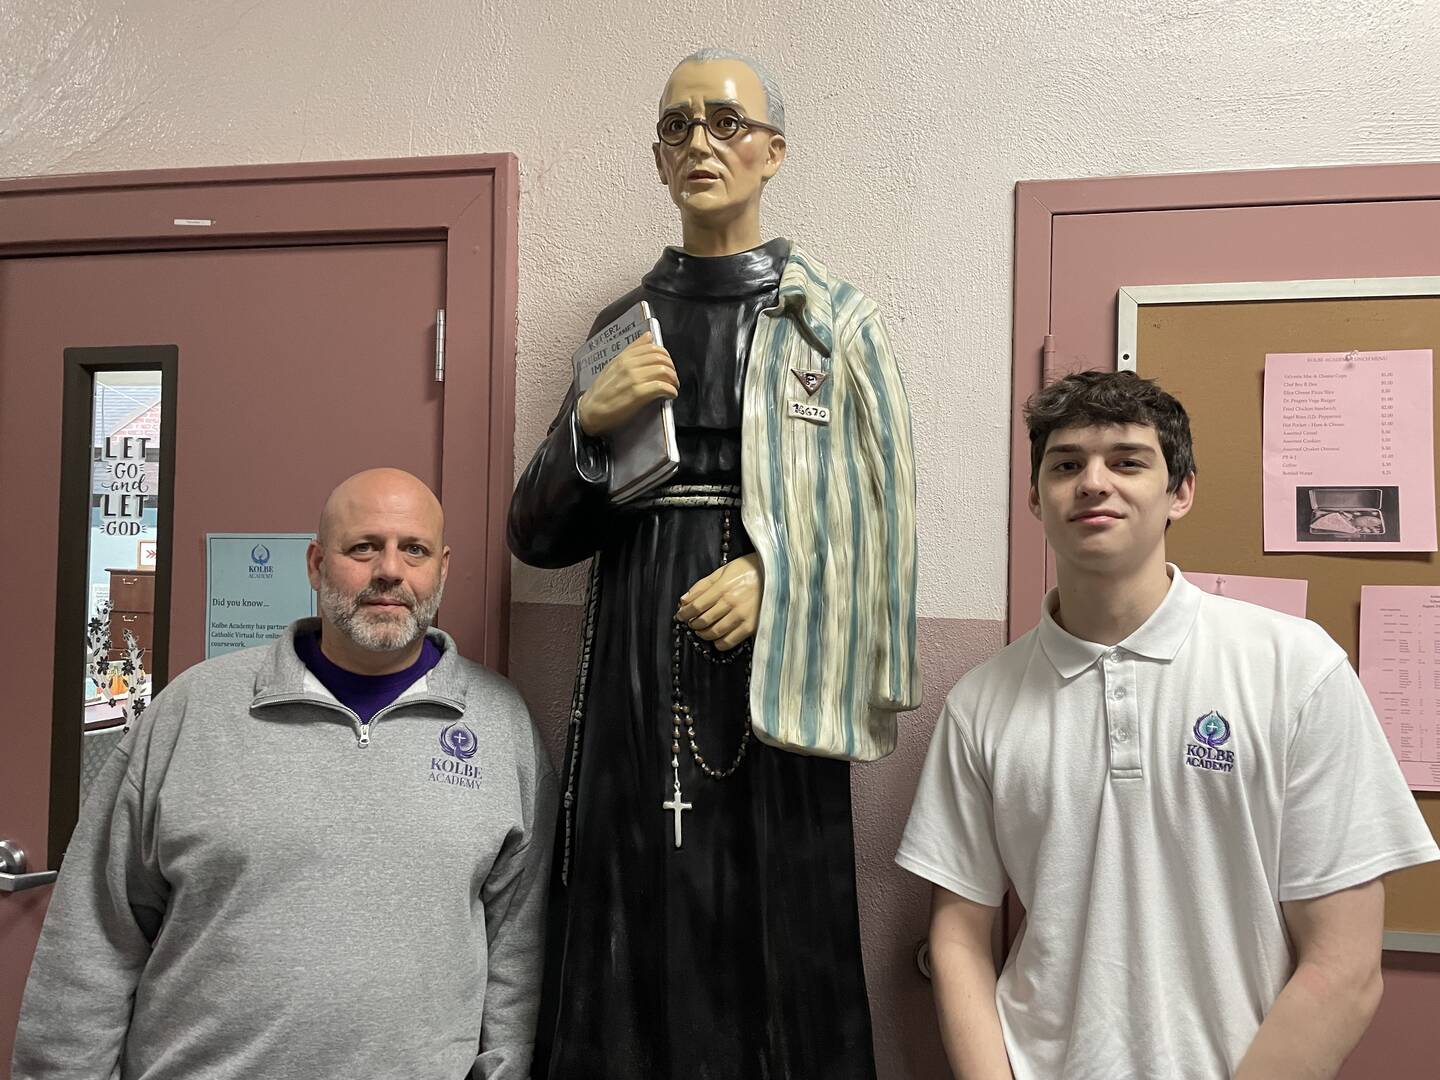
{"left": 576, "top": 332, "right": 679, "bottom": 436}
{"left": 676, "top": 553, "right": 763, "bottom": 651}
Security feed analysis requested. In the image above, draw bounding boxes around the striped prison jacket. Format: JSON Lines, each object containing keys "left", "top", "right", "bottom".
{"left": 742, "top": 245, "right": 921, "bottom": 760}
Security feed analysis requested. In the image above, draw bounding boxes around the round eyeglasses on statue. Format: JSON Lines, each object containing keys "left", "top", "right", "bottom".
{"left": 657, "top": 105, "right": 784, "bottom": 147}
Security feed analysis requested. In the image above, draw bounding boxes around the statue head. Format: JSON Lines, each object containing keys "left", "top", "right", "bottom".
{"left": 653, "top": 49, "right": 787, "bottom": 250}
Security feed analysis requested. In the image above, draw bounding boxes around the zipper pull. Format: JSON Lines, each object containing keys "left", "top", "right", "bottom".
{"left": 357, "top": 722, "right": 371, "bottom": 748}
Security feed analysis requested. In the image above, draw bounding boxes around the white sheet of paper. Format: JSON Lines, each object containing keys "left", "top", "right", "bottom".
{"left": 205, "top": 533, "right": 317, "bottom": 657}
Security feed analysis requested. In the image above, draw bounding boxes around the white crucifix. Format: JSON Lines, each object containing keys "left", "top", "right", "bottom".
{"left": 662, "top": 781, "right": 692, "bottom": 849}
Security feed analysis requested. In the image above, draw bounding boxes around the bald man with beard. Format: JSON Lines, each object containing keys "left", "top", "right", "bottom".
{"left": 14, "top": 469, "right": 556, "bottom": 1080}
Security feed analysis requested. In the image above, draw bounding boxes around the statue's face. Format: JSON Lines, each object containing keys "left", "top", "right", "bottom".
{"left": 653, "top": 59, "right": 785, "bottom": 224}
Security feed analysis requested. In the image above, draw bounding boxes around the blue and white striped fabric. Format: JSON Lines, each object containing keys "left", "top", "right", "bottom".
{"left": 741, "top": 245, "right": 921, "bottom": 761}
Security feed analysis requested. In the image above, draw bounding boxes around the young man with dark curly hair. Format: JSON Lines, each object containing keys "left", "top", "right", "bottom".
{"left": 898, "top": 370, "right": 1437, "bottom": 1079}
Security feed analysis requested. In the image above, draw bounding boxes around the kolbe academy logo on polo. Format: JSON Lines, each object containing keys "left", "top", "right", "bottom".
{"left": 1186, "top": 710, "right": 1235, "bottom": 773}
{"left": 431, "top": 720, "right": 482, "bottom": 789}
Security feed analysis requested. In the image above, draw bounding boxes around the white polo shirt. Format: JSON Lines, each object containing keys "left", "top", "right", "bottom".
{"left": 897, "top": 567, "right": 1438, "bottom": 1080}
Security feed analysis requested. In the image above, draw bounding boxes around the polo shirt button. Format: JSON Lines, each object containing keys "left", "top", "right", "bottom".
{"left": 1114, "top": 728, "right": 1130, "bottom": 742}
{"left": 1113, "top": 688, "right": 1126, "bottom": 700}
{"left": 1107, "top": 650, "right": 1122, "bottom": 663}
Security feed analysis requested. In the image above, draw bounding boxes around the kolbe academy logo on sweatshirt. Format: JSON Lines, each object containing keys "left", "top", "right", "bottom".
{"left": 430, "top": 720, "right": 483, "bottom": 789}
{"left": 1185, "top": 711, "right": 1235, "bottom": 773}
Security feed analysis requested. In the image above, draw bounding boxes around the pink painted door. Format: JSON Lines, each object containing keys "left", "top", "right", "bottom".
{"left": 1017, "top": 182, "right": 1440, "bottom": 1078}
{"left": 0, "top": 241, "right": 450, "bottom": 1068}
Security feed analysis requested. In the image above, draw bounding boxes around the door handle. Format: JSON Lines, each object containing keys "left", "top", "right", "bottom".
{"left": 0, "top": 839, "right": 57, "bottom": 893}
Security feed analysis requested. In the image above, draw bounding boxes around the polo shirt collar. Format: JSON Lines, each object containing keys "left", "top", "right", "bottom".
{"left": 1038, "top": 565, "right": 1202, "bottom": 678}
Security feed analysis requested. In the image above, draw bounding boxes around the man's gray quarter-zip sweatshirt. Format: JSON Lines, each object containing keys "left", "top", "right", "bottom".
{"left": 13, "top": 620, "right": 556, "bottom": 1080}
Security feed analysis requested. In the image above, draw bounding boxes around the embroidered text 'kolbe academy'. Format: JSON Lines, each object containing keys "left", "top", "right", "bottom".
{"left": 431, "top": 720, "right": 483, "bottom": 789}
{"left": 1186, "top": 711, "right": 1235, "bottom": 773}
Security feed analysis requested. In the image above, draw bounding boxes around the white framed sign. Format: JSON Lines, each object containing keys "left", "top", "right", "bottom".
{"left": 205, "top": 533, "right": 316, "bottom": 656}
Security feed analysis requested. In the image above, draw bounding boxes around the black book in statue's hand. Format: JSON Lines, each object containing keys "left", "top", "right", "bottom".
{"left": 571, "top": 301, "right": 680, "bottom": 503}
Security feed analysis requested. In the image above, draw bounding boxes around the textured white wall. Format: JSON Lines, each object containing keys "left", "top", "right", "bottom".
{"left": 5, "top": 0, "right": 1440, "bottom": 621}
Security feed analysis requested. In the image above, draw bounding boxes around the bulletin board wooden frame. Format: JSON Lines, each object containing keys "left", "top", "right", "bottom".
{"left": 1119, "top": 277, "right": 1440, "bottom": 953}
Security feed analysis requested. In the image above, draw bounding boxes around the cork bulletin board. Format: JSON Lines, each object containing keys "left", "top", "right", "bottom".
{"left": 1120, "top": 282, "right": 1440, "bottom": 947}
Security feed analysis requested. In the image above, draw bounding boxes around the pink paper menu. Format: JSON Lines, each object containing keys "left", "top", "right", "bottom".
{"left": 1359, "top": 585, "right": 1440, "bottom": 792}
{"left": 1262, "top": 350, "right": 1435, "bottom": 553}
{"left": 1186, "top": 571, "right": 1308, "bottom": 618}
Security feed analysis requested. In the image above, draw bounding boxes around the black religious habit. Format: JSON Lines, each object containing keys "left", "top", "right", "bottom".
{"left": 509, "top": 239, "right": 877, "bottom": 1080}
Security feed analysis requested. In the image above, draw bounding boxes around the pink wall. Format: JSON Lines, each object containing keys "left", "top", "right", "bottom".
{"left": 509, "top": 602, "right": 1004, "bottom": 1080}
{"left": 1344, "top": 955, "right": 1440, "bottom": 1079}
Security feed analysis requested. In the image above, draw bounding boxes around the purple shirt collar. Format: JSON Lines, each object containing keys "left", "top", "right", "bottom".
{"left": 293, "top": 630, "right": 444, "bottom": 723}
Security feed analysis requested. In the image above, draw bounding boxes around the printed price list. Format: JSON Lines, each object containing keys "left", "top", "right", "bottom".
{"left": 1360, "top": 585, "right": 1440, "bottom": 791}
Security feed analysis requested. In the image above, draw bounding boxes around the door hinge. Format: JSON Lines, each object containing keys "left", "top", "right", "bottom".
{"left": 434, "top": 309, "right": 446, "bottom": 383}
{"left": 1041, "top": 333, "right": 1056, "bottom": 382}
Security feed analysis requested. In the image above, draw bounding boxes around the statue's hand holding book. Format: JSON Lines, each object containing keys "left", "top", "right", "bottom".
{"left": 572, "top": 302, "right": 682, "bottom": 502}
